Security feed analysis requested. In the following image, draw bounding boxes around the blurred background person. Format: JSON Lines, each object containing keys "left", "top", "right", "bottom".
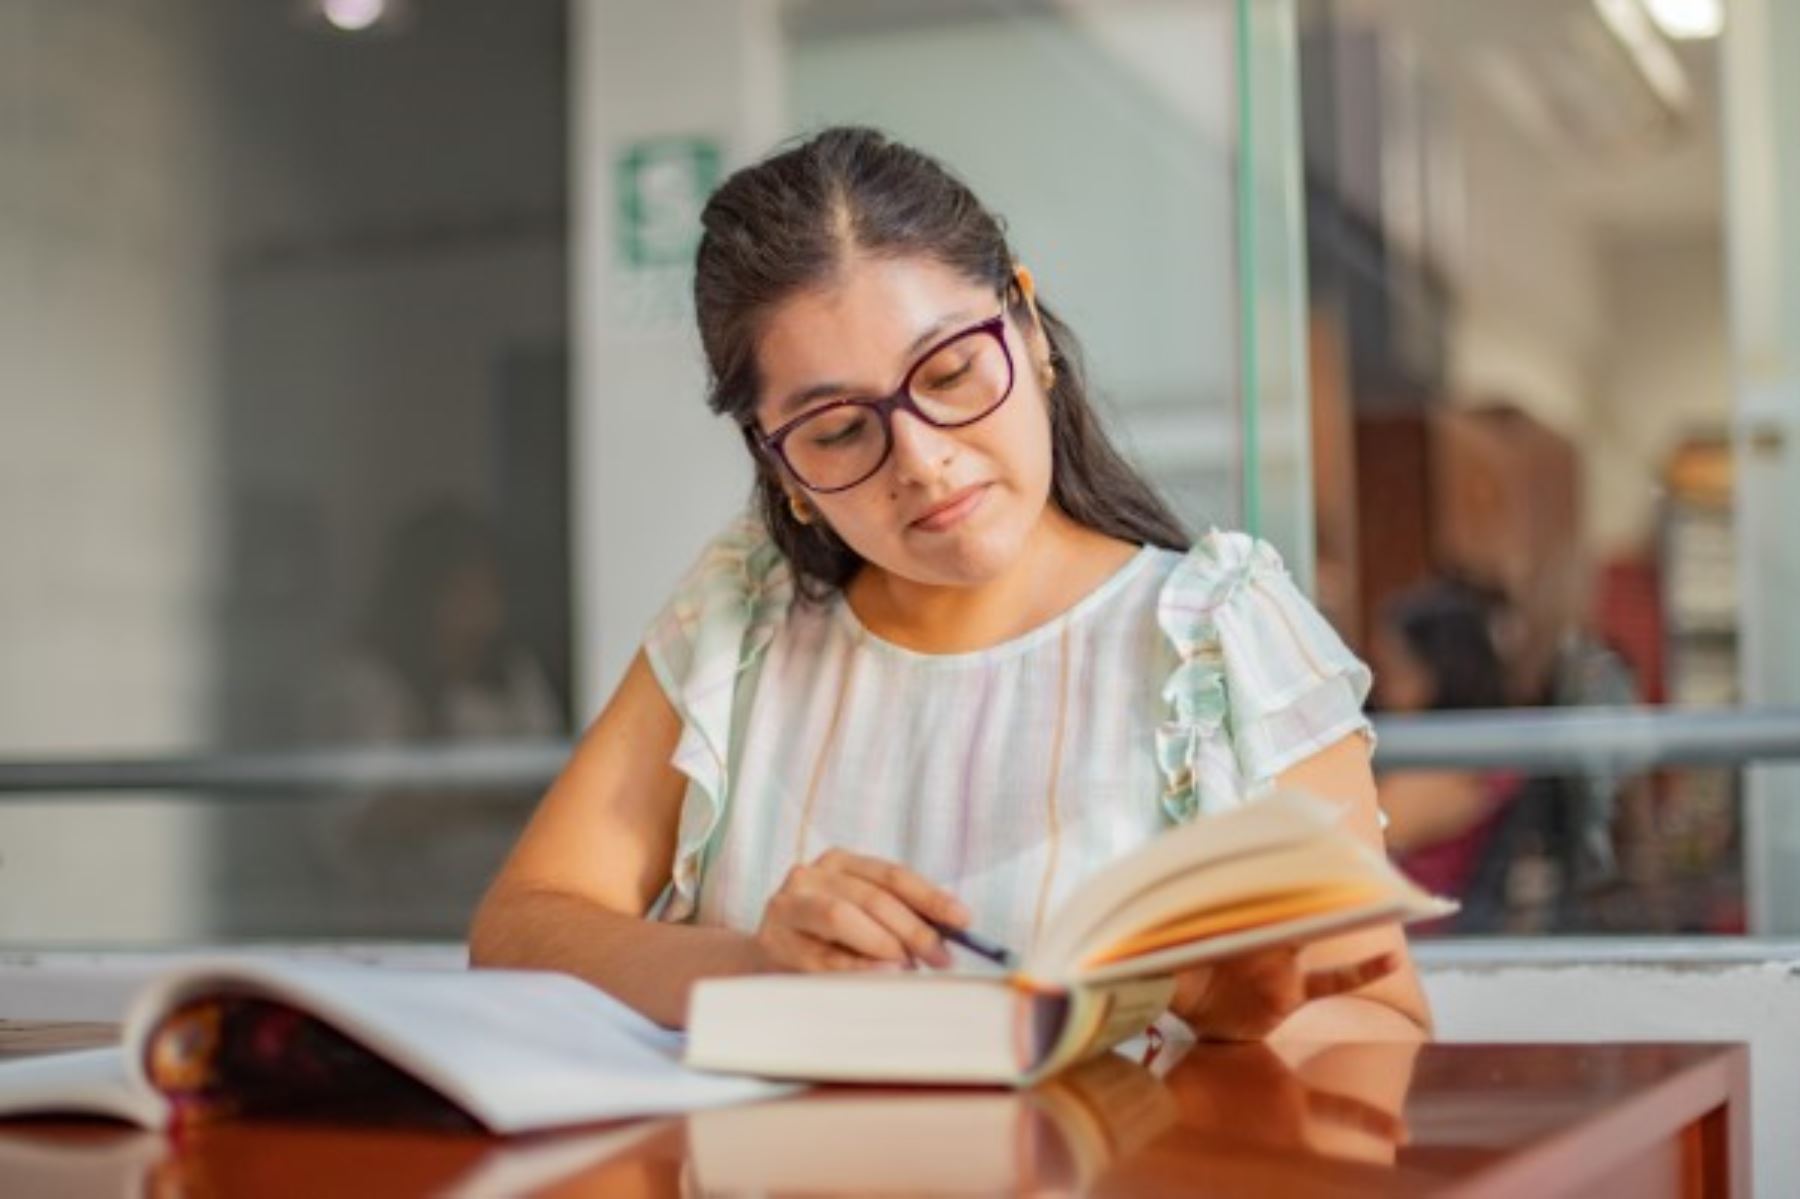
{"left": 308, "top": 500, "right": 563, "bottom": 929}
{"left": 325, "top": 501, "right": 561, "bottom": 745}
{"left": 1371, "top": 578, "right": 1521, "bottom": 932}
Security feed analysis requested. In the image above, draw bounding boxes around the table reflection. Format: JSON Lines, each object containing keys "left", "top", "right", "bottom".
{"left": 8, "top": 1037, "right": 1748, "bottom": 1199}
{"left": 1155, "top": 1040, "right": 1420, "bottom": 1166}
{"left": 678, "top": 1051, "right": 1178, "bottom": 1196}
{"left": 0, "top": 1126, "right": 163, "bottom": 1199}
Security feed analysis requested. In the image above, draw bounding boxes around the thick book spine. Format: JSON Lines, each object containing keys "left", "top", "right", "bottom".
{"left": 1024, "top": 976, "right": 1175, "bottom": 1083}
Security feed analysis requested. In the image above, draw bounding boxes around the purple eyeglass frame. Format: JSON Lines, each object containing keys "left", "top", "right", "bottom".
{"left": 756, "top": 312, "right": 1015, "bottom": 494}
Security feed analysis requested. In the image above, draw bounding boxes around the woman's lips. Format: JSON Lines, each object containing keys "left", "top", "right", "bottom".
{"left": 911, "top": 484, "right": 990, "bottom": 532}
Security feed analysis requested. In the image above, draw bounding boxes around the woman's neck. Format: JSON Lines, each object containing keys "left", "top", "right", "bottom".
{"left": 845, "top": 509, "right": 1140, "bottom": 654}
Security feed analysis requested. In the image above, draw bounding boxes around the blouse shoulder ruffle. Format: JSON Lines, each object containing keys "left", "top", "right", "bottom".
{"left": 641, "top": 511, "right": 794, "bottom": 920}
{"left": 1154, "top": 531, "right": 1372, "bottom": 823}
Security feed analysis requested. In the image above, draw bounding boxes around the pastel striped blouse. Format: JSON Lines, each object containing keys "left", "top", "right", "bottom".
{"left": 642, "top": 512, "right": 1373, "bottom": 958}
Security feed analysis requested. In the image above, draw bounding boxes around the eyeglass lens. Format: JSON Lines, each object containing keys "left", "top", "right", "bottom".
{"left": 781, "top": 326, "right": 1012, "bottom": 491}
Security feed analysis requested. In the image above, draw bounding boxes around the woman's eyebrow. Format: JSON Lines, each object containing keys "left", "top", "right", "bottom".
{"left": 773, "top": 309, "right": 979, "bottom": 419}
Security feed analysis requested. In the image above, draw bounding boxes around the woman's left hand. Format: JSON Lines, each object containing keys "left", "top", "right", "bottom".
{"left": 1170, "top": 946, "right": 1401, "bottom": 1041}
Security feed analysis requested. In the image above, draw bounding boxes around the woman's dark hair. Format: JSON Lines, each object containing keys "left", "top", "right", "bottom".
{"left": 1383, "top": 579, "right": 1510, "bottom": 711}
{"left": 693, "top": 126, "right": 1188, "bottom": 598}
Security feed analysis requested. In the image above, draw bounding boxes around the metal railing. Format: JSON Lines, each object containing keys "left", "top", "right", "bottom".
{"left": 0, "top": 741, "right": 570, "bottom": 797}
{"left": 1, "top": 708, "right": 1798, "bottom": 798}
{"left": 1372, "top": 707, "right": 1800, "bottom": 772}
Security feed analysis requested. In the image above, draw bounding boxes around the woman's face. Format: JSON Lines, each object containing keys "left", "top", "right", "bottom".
{"left": 1371, "top": 625, "right": 1436, "bottom": 713}
{"left": 751, "top": 254, "right": 1055, "bottom": 589}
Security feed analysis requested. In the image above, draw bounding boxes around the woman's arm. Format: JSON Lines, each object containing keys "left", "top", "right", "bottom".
{"left": 468, "top": 648, "right": 966, "bottom": 1027}
{"left": 1377, "top": 769, "right": 1492, "bottom": 855}
{"left": 1270, "top": 733, "right": 1434, "bottom": 1040}
{"left": 468, "top": 650, "right": 766, "bottom": 1028}
{"left": 1169, "top": 733, "right": 1435, "bottom": 1042}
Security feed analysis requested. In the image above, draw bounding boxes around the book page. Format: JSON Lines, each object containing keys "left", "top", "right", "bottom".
{"left": 0, "top": 1047, "right": 166, "bottom": 1128}
{"left": 1029, "top": 793, "right": 1452, "bottom": 981}
{"left": 124, "top": 961, "right": 793, "bottom": 1134}
{"left": 1027, "top": 791, "right": 1349, "bottom": 975}
{"left": 1082, "top": 879, "right": 1388, "bottom": 967}
{"left": 1028, "top": 976, "right": 1176, "bottom": 1080}
{"left": 1072, "top": 896, "right": 1449, "bottom": 985}
{"left": 686, "top": 973, "right": 1030, "bottom": 1082}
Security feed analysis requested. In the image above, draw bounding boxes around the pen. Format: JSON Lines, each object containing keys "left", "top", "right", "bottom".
{"left": 931, "top": 920, "right": 1016, "bottom": 970}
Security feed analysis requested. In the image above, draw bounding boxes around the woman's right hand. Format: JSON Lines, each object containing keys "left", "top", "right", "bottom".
{"left": 754, "top": 849, "right": 970, "bottom": 973}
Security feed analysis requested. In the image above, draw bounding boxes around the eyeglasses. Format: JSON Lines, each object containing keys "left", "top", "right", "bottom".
{"left": 757, "top": 312, "right": 1015, "bottom": 494}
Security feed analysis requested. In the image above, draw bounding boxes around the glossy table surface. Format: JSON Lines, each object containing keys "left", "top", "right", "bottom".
{"left": 0, "top": 1024, "right": 1748, "bottom": 1197}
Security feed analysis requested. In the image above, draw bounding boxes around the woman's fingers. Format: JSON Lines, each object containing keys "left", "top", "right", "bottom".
{"left": 1302, "top": 951, "right": 1400, "bottom": 1001}
{"left": 826, "top": 872, "right": 953, "bottom": 968}
{"left": 756, "top": 850, "right": 971, "bottom": 973}
{"left": 785, "top": 888, "right": 911, "bottom": 963}
{"left": 1174, "top": 948, "right": 1398, "bottom": 1040}
{"left": 764, "top": 925, "right": 897, "bottom": 973}
{"left": 796, "top": 929, "right": 902, "bottom": 973}
{"left": 821, "top": 849, "right": 970, "bottom": 928}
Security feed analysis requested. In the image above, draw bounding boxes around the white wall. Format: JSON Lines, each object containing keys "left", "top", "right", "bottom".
{"left": 1589, "top": 234, "right": 1731, "bottom": 555}
{"left": 0, "top": 1, "right": 217, "bottom": 939}
{"left": 1443, "top": 85, "right": 1605, "bottom": 438}
{"left": 1436, "top": 49, "right": 1734, "bottom": 567}
{"left": 571, "top": 0, "right": 776, "bottom": 711}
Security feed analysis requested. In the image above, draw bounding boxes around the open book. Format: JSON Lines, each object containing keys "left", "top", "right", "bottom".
{"left": 686, "top": 790, "right": 1453, "bottom": 1085}
{"left": 0, "top": 960, "right": 788, "bottom": 1133}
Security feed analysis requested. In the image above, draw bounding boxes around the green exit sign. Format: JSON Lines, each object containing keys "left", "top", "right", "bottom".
{"left": 615, "top": 136, "right": 722, "bottom": 268}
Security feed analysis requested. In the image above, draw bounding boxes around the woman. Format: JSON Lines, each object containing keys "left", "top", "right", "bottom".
{"left": 328, "top": 502, "right": 562, "bottom": 747}
{"left": 471, "top": 127, "right": 1429, "bottom": 1041}
{"left": 1372, "top": 578, "right": 1521, "bottom": 930}
{"left": 311, "top": 502, "right": 563, "bottom": 929}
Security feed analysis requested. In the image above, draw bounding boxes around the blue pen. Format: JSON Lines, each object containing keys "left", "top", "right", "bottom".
{"left": 931, "top": 919, "right": 1016, "bottom": 970}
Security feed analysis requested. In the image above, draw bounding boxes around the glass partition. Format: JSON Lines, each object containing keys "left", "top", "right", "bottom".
{"left": 2, "top": 0, "right": 1280, "bottom": 943}
{"left": 0, "top": 0, "right": 571, "bottom": 941}
{"left": 1295, "top": 0, "right": 1800, "bottom": 936}
{"left": 6, "top": 0, "right": 1800, "bottom": 947}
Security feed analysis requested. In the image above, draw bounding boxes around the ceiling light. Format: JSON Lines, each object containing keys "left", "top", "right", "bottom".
{"left": 1643, "top": 0, "right": 1724, "bottom": 40}
{"left": 1591, "top": 0, "right": 1695, "bottom": 113}
{"left": 321, "top": 0, "right": 387, "bottom": 33}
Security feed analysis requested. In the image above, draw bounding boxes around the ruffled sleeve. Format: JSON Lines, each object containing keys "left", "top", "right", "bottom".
{"left": 1154, "top": 531, "right": 1372, "bottom": 823}
{"left": 642, "top": 511, "right": 794, "bottom": 920}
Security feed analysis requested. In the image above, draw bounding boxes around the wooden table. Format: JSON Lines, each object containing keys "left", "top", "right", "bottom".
{"left": 0, "top": 1027, "right": 1747, "bottom": 1197}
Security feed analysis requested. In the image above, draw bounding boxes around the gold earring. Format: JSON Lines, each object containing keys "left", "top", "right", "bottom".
{"left": 1039, "top": 363, "right": 1056, "bottom": 391}
{"left": 788, "top": 494, "right": 813, "bottom": 525}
